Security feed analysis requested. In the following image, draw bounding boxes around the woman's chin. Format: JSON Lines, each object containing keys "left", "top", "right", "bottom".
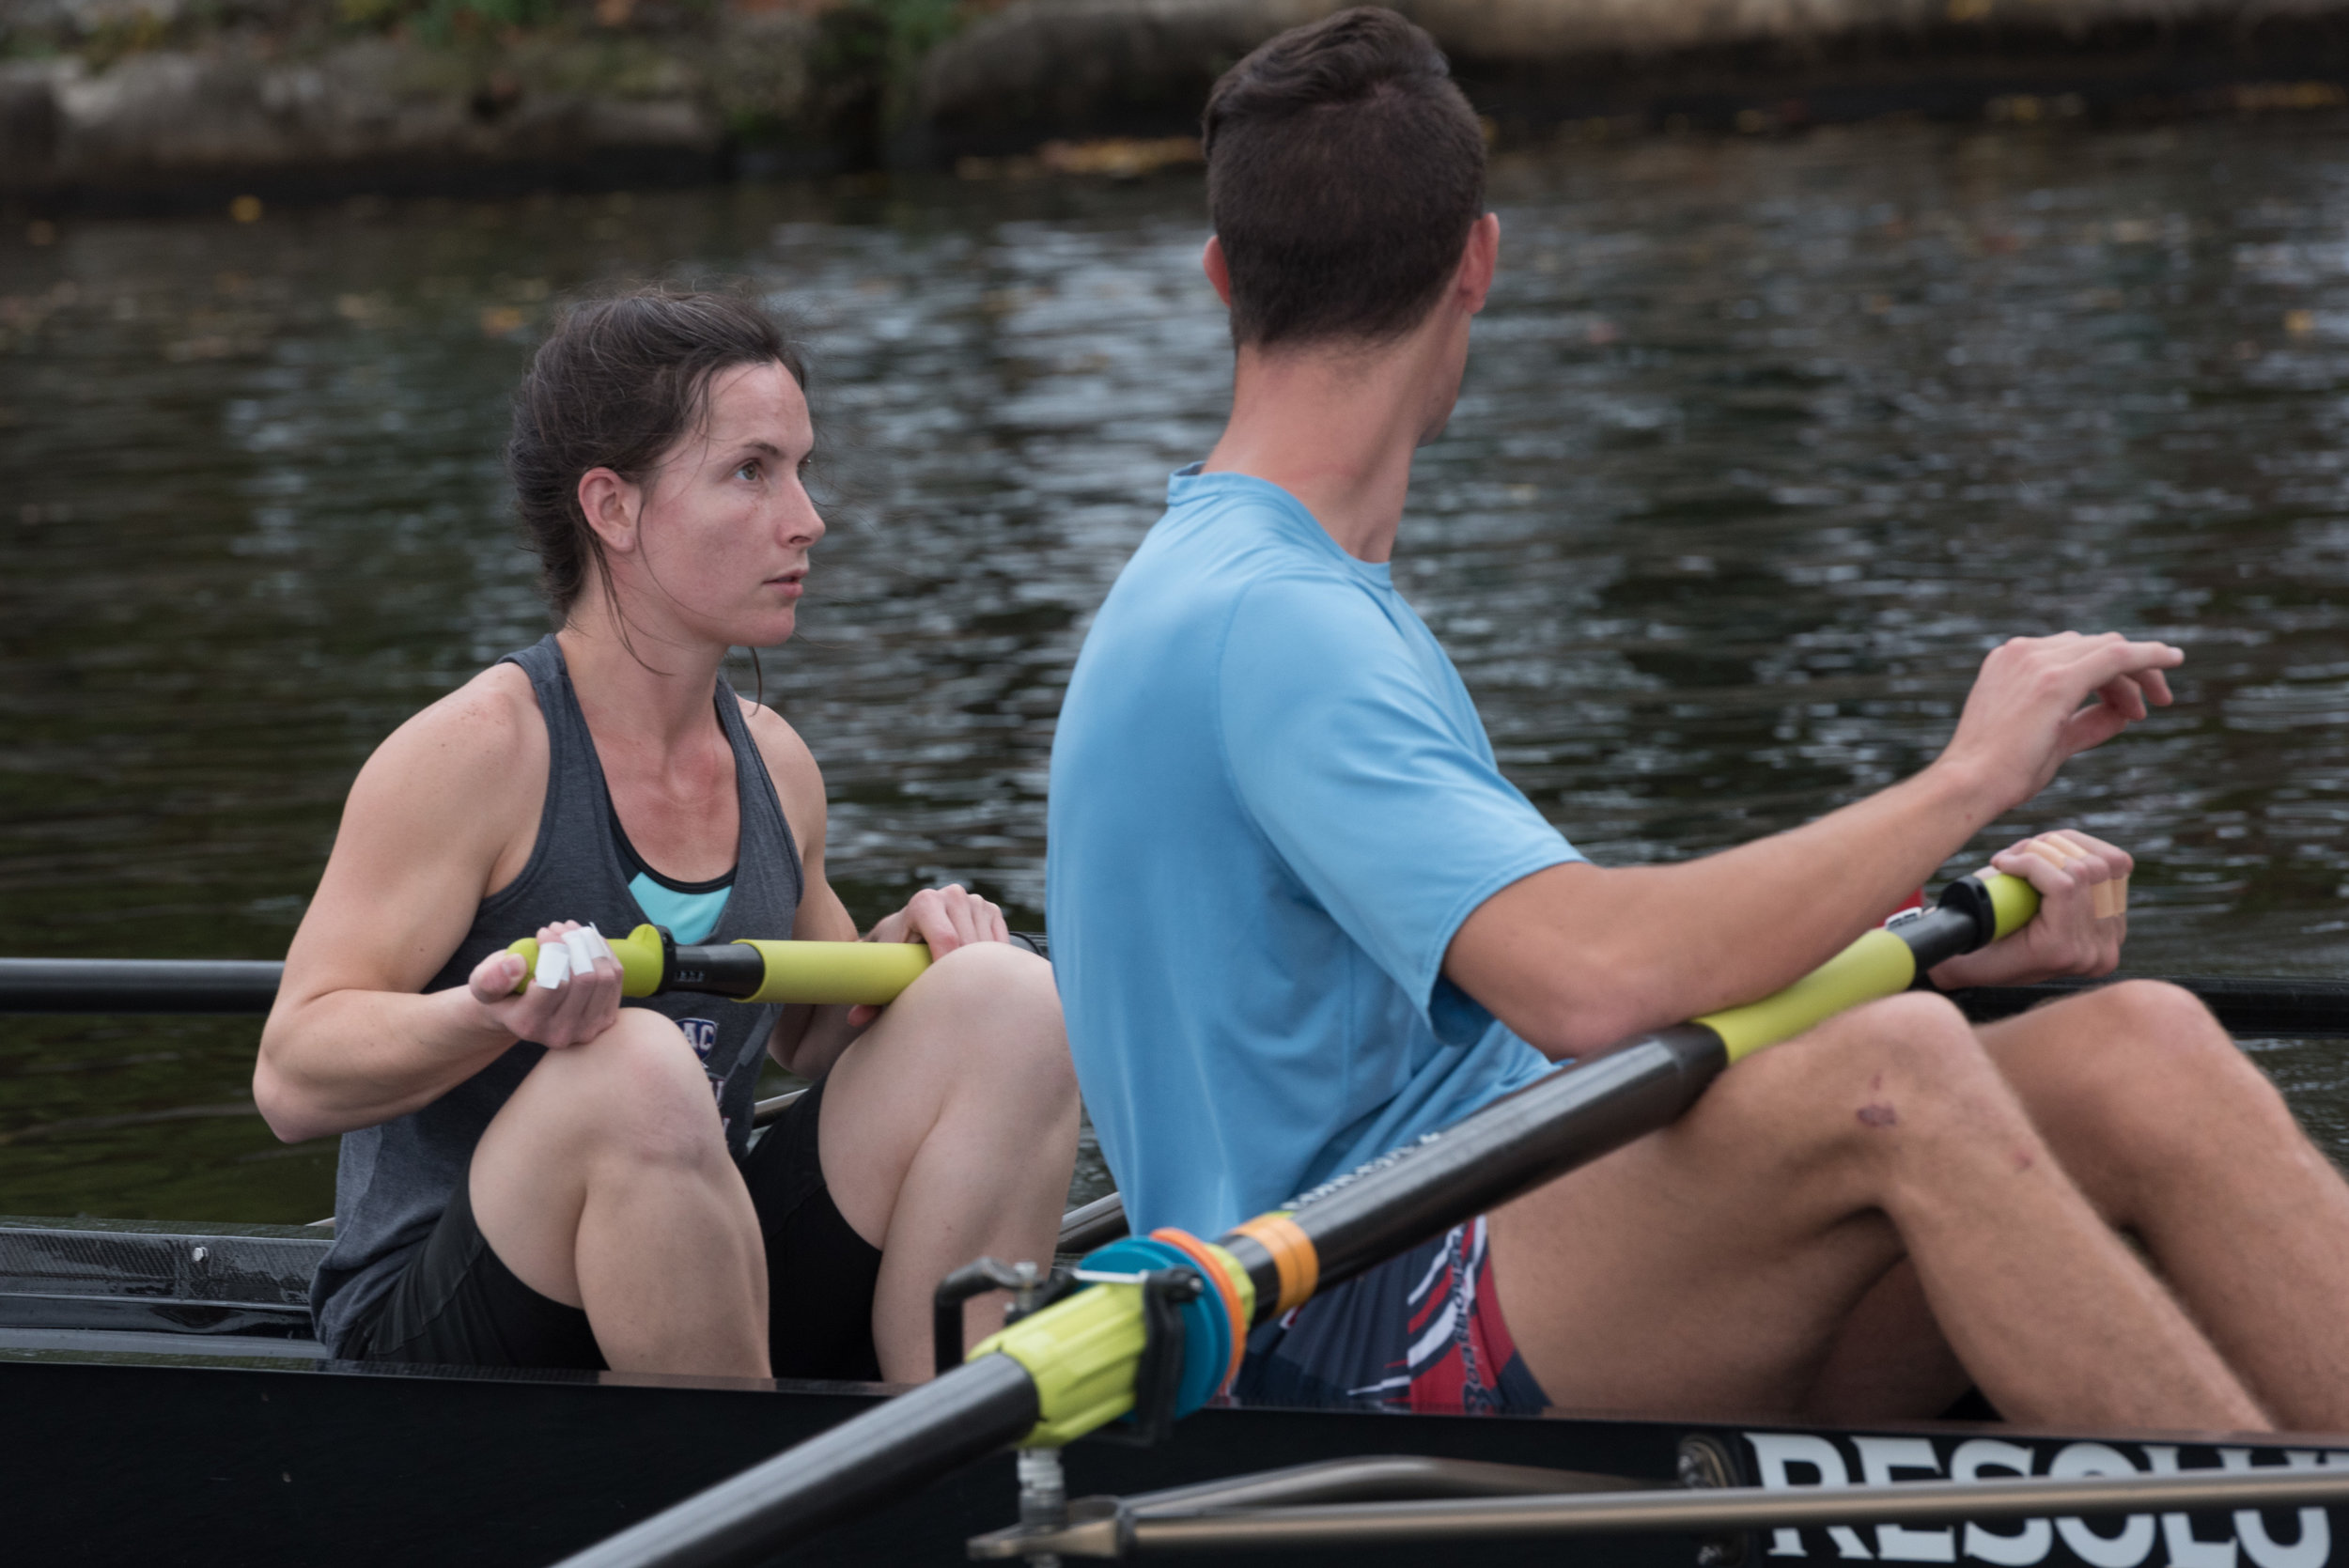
{"left": 739, "top": 609, "right": 797, "bottom": 647}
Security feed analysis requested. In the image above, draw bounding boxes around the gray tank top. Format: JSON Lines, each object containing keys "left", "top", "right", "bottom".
{"left": 309, "top": 634, "right": 804, "bottom": 1355}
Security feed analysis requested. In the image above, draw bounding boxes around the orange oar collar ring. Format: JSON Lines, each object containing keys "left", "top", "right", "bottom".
{"left": 1149, "top": 1228, "right": 1249, "bottom": 1393}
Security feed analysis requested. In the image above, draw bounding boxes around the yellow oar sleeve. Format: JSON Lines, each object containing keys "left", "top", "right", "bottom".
{"left": 1695, "top": 927, "right": 1917, "bottom": 1063}
{"left": 734, "top": 939, "right": 930, "bottom": 1005}
{"left": 1983, "top": 868, "right": 2041, "bottom": 942}
{"left": 504, "top": 924, "right": 668, "bottom": 997}
{"left": 1692, "top": 872, "right": 2044, "bottom": 1063}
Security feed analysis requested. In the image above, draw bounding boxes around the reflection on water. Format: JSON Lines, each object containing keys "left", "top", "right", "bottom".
{"left": 7, "top": 121, "right": 2349, "bottom": 1223}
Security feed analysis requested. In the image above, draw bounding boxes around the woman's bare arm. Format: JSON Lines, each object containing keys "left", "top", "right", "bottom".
{"left": 253, "top": 666, "right": 620, "bottom": 1142}
{"left": 749, "top": 704, "right": 859, "bottom": 1079}
{"left": 748, "top": 703, "right": 1010, "bottom": 1081}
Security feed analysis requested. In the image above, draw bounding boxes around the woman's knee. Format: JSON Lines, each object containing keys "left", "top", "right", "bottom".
{"left": 911, "top": 940, "right": 1057, "bottom": 1011}
{"left": 526, "top": 1008, "right": 727, "bottom": 1164}
{"left": 905, "top": 944, "right": 1074, "bottom": 1086}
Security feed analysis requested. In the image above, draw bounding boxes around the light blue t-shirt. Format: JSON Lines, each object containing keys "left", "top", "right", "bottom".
{"left": 1047, "top": 468, "right": 1583, "bottom": 1239}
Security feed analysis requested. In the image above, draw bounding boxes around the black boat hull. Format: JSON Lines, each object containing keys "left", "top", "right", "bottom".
{"left": 4, "top": 1218, "right": 2342, "bottom": 1567}
{"left": 8, "top": 1346, "right": 2345, "bottom": 1568}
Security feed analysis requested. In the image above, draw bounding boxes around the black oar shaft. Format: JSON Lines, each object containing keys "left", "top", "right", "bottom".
{"left": 1055, "top": 1191, "right": 1131, "bottom": 1253}
{"left": 1230, "top": 1026, "right": 1726, "bottom": 1315}
{"left": 554, "top": 1352, "right": 1039, "bottom": 1568}
{"left": 0, "top": 957, "right": 285, "bottom": 1014}
{"left": 661, "top": 942, "right": 766, "bottom": 1001}
{"left": 1963, "top": 975, "right": 2349, "bottom": 1037}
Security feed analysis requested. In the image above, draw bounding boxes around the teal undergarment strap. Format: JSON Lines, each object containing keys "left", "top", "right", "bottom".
{"left": 628, "top": 872, "right": 731, "bottom": 946}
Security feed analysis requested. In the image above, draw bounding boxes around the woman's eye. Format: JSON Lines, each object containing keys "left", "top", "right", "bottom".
{"left": 736, "top": 461, "right": 759, "bottom": 481}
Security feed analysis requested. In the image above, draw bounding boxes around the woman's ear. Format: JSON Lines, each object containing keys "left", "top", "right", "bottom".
{"left": 576, "top": 467, "right": 640, "bottom": 554}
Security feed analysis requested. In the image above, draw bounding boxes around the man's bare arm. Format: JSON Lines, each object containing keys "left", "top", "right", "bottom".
{"left": 1447, "top": 632, "right": 2181, "bottom": 1060}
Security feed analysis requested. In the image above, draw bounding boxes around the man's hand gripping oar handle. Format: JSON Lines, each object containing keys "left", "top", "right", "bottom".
{"left": 549, "top": 872, "right": 2041, "bottom": 1568}
{"left": 501, "top": 923, "right": 932, "bottom": 1005}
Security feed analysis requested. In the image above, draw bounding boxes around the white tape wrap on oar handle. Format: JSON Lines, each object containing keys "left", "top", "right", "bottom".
{"left": 734, "top": 939, "right": 930, "bottom": 1005}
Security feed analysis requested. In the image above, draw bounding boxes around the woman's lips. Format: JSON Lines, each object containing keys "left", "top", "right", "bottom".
{"left": 767, "top": 573, "right": 805, "bottom": 598}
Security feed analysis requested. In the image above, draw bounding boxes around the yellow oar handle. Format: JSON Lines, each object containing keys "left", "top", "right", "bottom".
{"left": 731, "top": 939, "right": 930, "bottom": 1004}
{"left": 1982, "top": 865, "right": 2042, "bottom": 941}
{"left": 1694, "top": 870, "right": 2041, "bottom": 1063}
{"left": 504, "top": 924, "right": 668, "bottom": 997}
{"left": 501, "top": 925, "right": 931, "bottom": 1005}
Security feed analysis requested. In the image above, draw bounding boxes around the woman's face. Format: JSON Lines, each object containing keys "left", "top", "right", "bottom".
{"left": 618, "top": 360, "right": 824, "bottom": 650}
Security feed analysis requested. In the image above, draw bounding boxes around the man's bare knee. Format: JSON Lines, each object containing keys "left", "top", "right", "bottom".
{"left": 2077, "top": 979, "right": 2297, "bottom": 1143}
{"left": 2092, "top": 979, "right": 2238, "bottom": 1066}
{"left": 1789, "top": 991, "right": 1987, "bottom": 1095}
{"left": 1763, "top": 991, "right": 2027, "bottom": 1167}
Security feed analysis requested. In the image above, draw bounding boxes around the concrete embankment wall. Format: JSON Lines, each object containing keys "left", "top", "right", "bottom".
{"left": 7, "top": 0, "right": 2349, "bottom": 208}
{"left": 920, "top": 0, "right": 2349, "bottom": 149}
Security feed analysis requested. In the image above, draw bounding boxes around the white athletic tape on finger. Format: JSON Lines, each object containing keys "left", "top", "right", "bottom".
{"left": 564, "top": 926, "right": 603, "bottom": 976}
{"left": 535, "top": 942, "right": 573, "bottom": 990}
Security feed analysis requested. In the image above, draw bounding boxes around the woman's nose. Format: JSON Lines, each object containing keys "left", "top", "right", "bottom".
{"left": 784, "top": 496, "right": 825, "bottom": 547}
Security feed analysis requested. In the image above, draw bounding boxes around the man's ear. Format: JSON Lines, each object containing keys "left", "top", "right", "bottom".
{"left": 1455, "top": 212, "right": 1501, "bottom": 315}
{"left": 577, "top": 467, "right": 640, "bottom": 555}
{"left": 1203, "top": 235, "right": 1234, "bottom": 307}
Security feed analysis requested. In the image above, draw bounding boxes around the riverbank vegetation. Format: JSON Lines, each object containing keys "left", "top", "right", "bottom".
{"left": 8, "top": 0, "right": 2349, "bottom": 208}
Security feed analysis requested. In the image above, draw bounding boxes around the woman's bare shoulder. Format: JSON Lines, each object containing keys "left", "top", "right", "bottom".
{"left": 738, "top": 696, "right": 826, "bottom": 840}
{"left": 347, "top": 662, "right": 547, "bottom": 835}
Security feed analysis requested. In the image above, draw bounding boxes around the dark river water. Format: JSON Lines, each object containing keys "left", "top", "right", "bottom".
{"left": 8, "top": 117, "right": 2349, "bottom": 1227}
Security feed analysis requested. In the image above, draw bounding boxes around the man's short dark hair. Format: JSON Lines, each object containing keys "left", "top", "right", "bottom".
{"left": 1202, "top": 6, "right": 1486, "bottom": 350}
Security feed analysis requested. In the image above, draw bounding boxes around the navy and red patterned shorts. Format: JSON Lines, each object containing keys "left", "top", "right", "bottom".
{"left": 1230, "top": 1216, "right": 1549, "bottom": 1416}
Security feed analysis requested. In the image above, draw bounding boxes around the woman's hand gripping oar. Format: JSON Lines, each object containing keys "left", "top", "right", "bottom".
{"left": 548, "top": 871, "right": 2046, "bottom": 1568}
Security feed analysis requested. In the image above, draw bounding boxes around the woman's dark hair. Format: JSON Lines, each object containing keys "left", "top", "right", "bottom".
{"left": 1202, "top": 7, "right": 1486, "bottom": 349}
{"left": 507, "top": 285, "right": 807, "bottom": 622}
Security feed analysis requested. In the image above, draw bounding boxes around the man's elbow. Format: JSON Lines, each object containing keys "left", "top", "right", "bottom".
{"left": 1514, "top": 1010, "right": 1641, "bottom": 1063}
{"left": 1505, "top": 969, "right": 1672, "bottom": 1062}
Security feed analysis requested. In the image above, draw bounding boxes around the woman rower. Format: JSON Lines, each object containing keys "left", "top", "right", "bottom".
{"left": 256, "top": 287, "right": 1079, "bottom": 1381}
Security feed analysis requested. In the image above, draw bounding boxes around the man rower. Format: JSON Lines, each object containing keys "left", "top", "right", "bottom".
{"left": 1046, "top": 7, "right": 2349, "bottom": 1431}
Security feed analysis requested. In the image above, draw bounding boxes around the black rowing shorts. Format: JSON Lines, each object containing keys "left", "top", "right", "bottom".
{"left": 345, "top": 1074, "right": 884, "bottom": 1381}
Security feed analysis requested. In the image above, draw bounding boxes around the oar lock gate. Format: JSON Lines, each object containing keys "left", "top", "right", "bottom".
{"left": 945, "top": 1232, "right": 1255, "bottom": 1449}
